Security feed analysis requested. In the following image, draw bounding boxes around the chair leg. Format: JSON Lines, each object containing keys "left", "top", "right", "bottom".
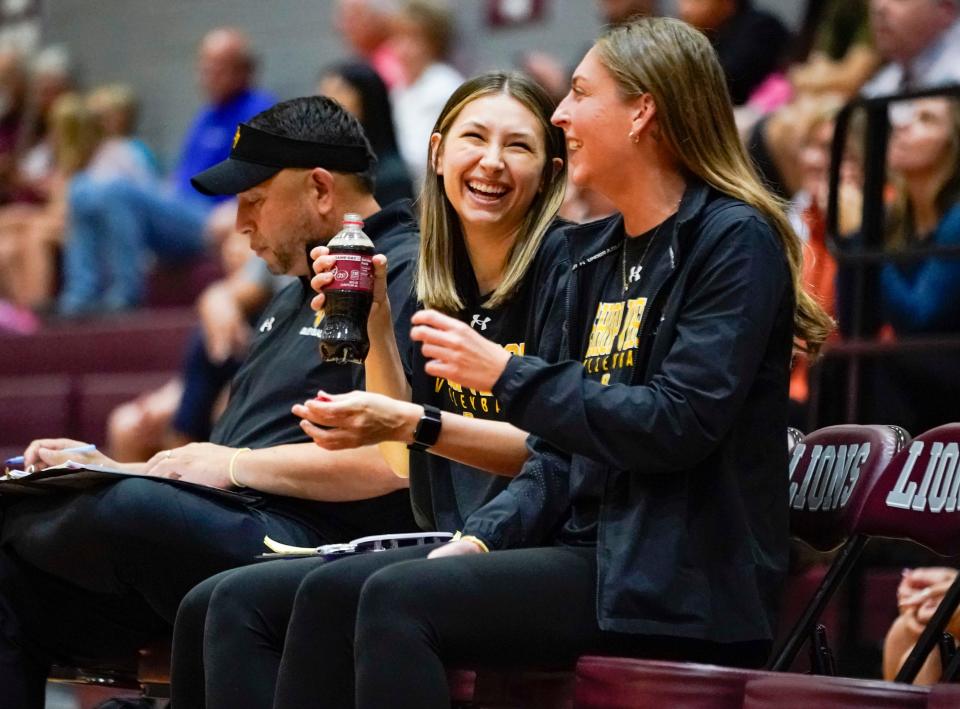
{"left": 809, "top": 624, "right": 837, "bottom": 676}
{"left": 939, "top": 632, "right": 957, "bottom": 675}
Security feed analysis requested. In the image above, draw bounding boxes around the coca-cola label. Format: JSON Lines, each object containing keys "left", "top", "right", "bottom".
{"left": 330, "top": 252, "right": 374, "bottom": 292}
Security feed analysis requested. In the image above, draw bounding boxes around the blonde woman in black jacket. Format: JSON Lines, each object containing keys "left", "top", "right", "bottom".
{"left": 299, "top": 17, "right": 837, "bottom": 709}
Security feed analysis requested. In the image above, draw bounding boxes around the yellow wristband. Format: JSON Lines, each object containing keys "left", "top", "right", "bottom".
{"left": 452, "top": 531, "right": 490, "bottom": 553}
{"left": 228, "top": 448, "right": 252, "bottom": 489}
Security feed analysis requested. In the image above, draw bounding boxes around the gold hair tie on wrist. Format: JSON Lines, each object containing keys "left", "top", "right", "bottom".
{"left": 452, "top": 531, "right": 490, "bottom": 553}
{"left": 228, "top": 447, "right": 252, "bottom": 489}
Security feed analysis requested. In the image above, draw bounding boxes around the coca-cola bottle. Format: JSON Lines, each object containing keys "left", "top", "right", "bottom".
{"left": 317, "top": 213, "right": 375, "bottom": 363}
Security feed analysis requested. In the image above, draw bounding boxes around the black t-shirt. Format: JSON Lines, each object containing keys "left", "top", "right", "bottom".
{"left": 562, "top": 215, "right": 675, "bottom": 545}
{"left": 210, "top": 200, "right": 421, "bottom": 541}
{"left": 407, "top": 223, "right": 569, "bottom": 532}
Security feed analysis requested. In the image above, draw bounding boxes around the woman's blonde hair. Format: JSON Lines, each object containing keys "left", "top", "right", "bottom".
{"left": 48, "top": 92, "right": 100, "bottom": 174}
{"left": 86, "top": 83, "right": 140, "bottom": 136}
{"left": 595, "top": 17, "right": 833, "bottom": 355}
{"left": 417, "top": 71, "right": 567, "bottom": 312}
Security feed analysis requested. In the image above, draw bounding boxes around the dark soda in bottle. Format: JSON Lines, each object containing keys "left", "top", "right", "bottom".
{"left": 317, "top": 213, "right": 375, "bottom": 363}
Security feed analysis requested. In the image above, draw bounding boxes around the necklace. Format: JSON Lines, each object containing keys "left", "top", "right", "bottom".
{"left": 621, "top": 219, "right": 663, "bottom": 293}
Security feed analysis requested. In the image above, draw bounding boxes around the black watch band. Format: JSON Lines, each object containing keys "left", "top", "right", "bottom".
{"left": 407, "top": 404, "right": 442, "bottom": 452}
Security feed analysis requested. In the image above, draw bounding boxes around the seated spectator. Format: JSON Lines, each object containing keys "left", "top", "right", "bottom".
{"left": 837, "top": 96, "right": 960, "bottom": 433}
{"left": 884, "top": 566, "right": 960, "bottom": 683}
{"left": 56, "top": 88, "right": 159, "bottom": 315}
{"left": 750, "top": 0, "right": 960, "bottom": 201}
{"left": 676, "top": 0, "right": 790, "bottom": 106}
{"left": 390, "top": 0, "right": 463, "bottom": 186}
{"left": 317, "top": 61, "right": 413, "bottom": 204}
{"left": 107, "top": 203, "right": 291, "bottom": 462}
{"left": 0, "top": 89, "right": 151, "bottom": 311}
{"left": 56, "top": 27, "right": 275, "bottom": 315}
{"left": 863, "top": 0, "right": 960, "bottom": 96}
{"left": 0, "top": 96, "right": 419, "bottom": 709}
{"left": 86, "top": 83, "right": 159, "bottom": 173}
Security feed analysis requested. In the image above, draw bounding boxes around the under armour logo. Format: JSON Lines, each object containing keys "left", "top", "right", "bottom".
{"left": 628, "top": 265, "right": 643, "bottom": 283}
{"left": 470, "top": 314, "right": 491, "bottom": 331}
{"left": 259, "top": 316, "right": 276, "bottom": 333}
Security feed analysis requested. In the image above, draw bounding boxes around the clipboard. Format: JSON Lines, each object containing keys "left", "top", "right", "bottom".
{"left": 0, "top": 460, "right": 258, "bottom": 503}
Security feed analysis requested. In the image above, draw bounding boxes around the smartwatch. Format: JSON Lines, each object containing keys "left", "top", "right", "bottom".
{"left": 407, "top": 404, "right": 443, "bottom": 451}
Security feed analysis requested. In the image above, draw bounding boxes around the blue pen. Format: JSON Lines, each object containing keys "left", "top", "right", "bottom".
{"left": 4, "top": 444, "right": 97, "bottom": 469}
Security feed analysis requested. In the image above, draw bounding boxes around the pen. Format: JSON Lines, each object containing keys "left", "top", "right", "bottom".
{"left": 4, "top": 444, "right": 98, "bottom": 469}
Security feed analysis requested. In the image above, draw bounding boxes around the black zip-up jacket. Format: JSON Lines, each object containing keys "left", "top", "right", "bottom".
{"left": 463, "top": 182, "right": 793, "bottom": 644}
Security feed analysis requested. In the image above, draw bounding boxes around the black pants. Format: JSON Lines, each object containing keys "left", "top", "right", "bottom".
{"left": 173, "top": 545, "right": 769, "bottom": 709}
{"left": 0, "top": 478, "right": 323, "bottom": 709}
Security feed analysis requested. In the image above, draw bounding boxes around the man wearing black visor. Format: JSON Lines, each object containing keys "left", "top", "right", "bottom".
{"left": 0, "top": 96, "right": 419, "bottom": 708}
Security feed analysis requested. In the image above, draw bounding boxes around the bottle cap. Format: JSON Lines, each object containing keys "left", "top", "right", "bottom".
{"left": 343, "top": 213, "right": 363, "bottom": 228}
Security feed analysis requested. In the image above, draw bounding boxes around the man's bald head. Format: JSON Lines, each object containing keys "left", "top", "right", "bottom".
{"left": 197, "top": 27, "right": 256, "bottom": 105}
{"left": 870, "top": 0, "right": 960, "bottom": 63}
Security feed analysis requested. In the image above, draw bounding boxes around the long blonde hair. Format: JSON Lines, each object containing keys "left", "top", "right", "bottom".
{"left": 417, "top": 72, "right": 567, "bottom": 312}
{"left": 595, "top": 17, "right": 833, "bottom": 355}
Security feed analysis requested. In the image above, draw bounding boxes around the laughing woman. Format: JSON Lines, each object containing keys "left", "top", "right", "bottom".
{"left": 315, "top": 16, "right": 832, "bottom": 709}
{"left": 169, "top": 72, "right": 568, "bottom": 709}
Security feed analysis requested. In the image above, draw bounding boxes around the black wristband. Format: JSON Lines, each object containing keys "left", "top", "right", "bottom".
{"left": 407, "top": 404, "right": 442, "bottom": 451}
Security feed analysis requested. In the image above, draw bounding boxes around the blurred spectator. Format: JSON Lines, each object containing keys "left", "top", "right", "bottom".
{"left": 785, "top": 99, "right": 854, "bottom": 426}
{"left": 863, "top": 0, "right": 960, "bottom": 96}
{"left": 14, "top": 45, "right": 73, "bottom": 203}
{"left": 390, "top": 0, "right": 463, "bottom": 186}
{"left": 57, "top": 88, "right": 159, "bottom": 315}
{"left": 676, "top": 0, "right": 790, "bottom": 106}
{"left": 0, "top": 92, "right": 110, "bottom": 310}
{"left": 56, "top": 27, "right": 276, "bottom": 316}
{"left": 87, "top": 83, "right": 159, "bottom": 173}
{"left": 836, "top": 96, "right": 960, "bottom": 433}
{"left": 317, "top": 62, "right": 413, "bottom": 204}
{"left": 788, "top": 0, "right": 880, "bottom": 98}
{"left": 0, "top": 49, "right": 27, "bottom": 204}
{"left": 334, "top": 0, "right": 404, "bottom": 89}
{"left": 108, "top": 202, "right": 288, "bottom": 462}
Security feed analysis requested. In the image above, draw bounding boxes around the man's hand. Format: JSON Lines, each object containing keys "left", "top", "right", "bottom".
{"left": 292, "top": 391, "right": 420, "bottom": 450}
{"left": 427, "top": 540, "right": 486, "bottom": 559}
{"left": 23, "top": 438, "right": 117, "bottom": 471}
{"left": 897, "top": 567, "right": 958, "bottom": 614}
{"left": 142, "top": 442, "right": 237, "bottom": 489}
{"left": 410, "top": 309, "right": 512, "bottom": 392}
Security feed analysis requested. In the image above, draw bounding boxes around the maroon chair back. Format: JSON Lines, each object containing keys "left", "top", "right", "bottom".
{"left": 743, "top": 675, "right": 928, "bottom": 709}
{"left": 854, "top": 423, "right": 960, "bottom": 553}
{"left": 788, "top": 425, "right": 908, "bottom": 551}
{"left": 574, "top": 656, "right": 767, "bottom": 709}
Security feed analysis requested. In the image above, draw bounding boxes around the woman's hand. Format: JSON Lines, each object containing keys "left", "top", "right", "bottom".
{"left": 427, "top": 540, "right": 486, "bottom": 559}
{"left": 410, "top": 309, "right": 512, "bottom": 392}
{"left": 309, "top": 246, "right": 391, "bottom": 322}
{"left": 292, "top": 390, "right": 420, "bottom": 450}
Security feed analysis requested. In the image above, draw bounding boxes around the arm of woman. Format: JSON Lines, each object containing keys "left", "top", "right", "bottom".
{"left": 293, "top": 391, "right": 531, "bottom": 476}
{"left": 880, "top": 206, "right": 960, "bottom": 332}
{"left": 413, "top": 218, "right": 791, "bottom": 473}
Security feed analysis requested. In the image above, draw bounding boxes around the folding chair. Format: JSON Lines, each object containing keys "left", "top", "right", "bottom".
{"left": 840, "top": 423, "right": 960, "bottom": 683}
{"left": 769, "top": 424, "right": 910, "bottom": 671}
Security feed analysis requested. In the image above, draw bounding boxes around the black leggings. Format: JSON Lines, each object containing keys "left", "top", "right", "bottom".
{"left": 173, "top": 545, "right": 768, "bottom": 709}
